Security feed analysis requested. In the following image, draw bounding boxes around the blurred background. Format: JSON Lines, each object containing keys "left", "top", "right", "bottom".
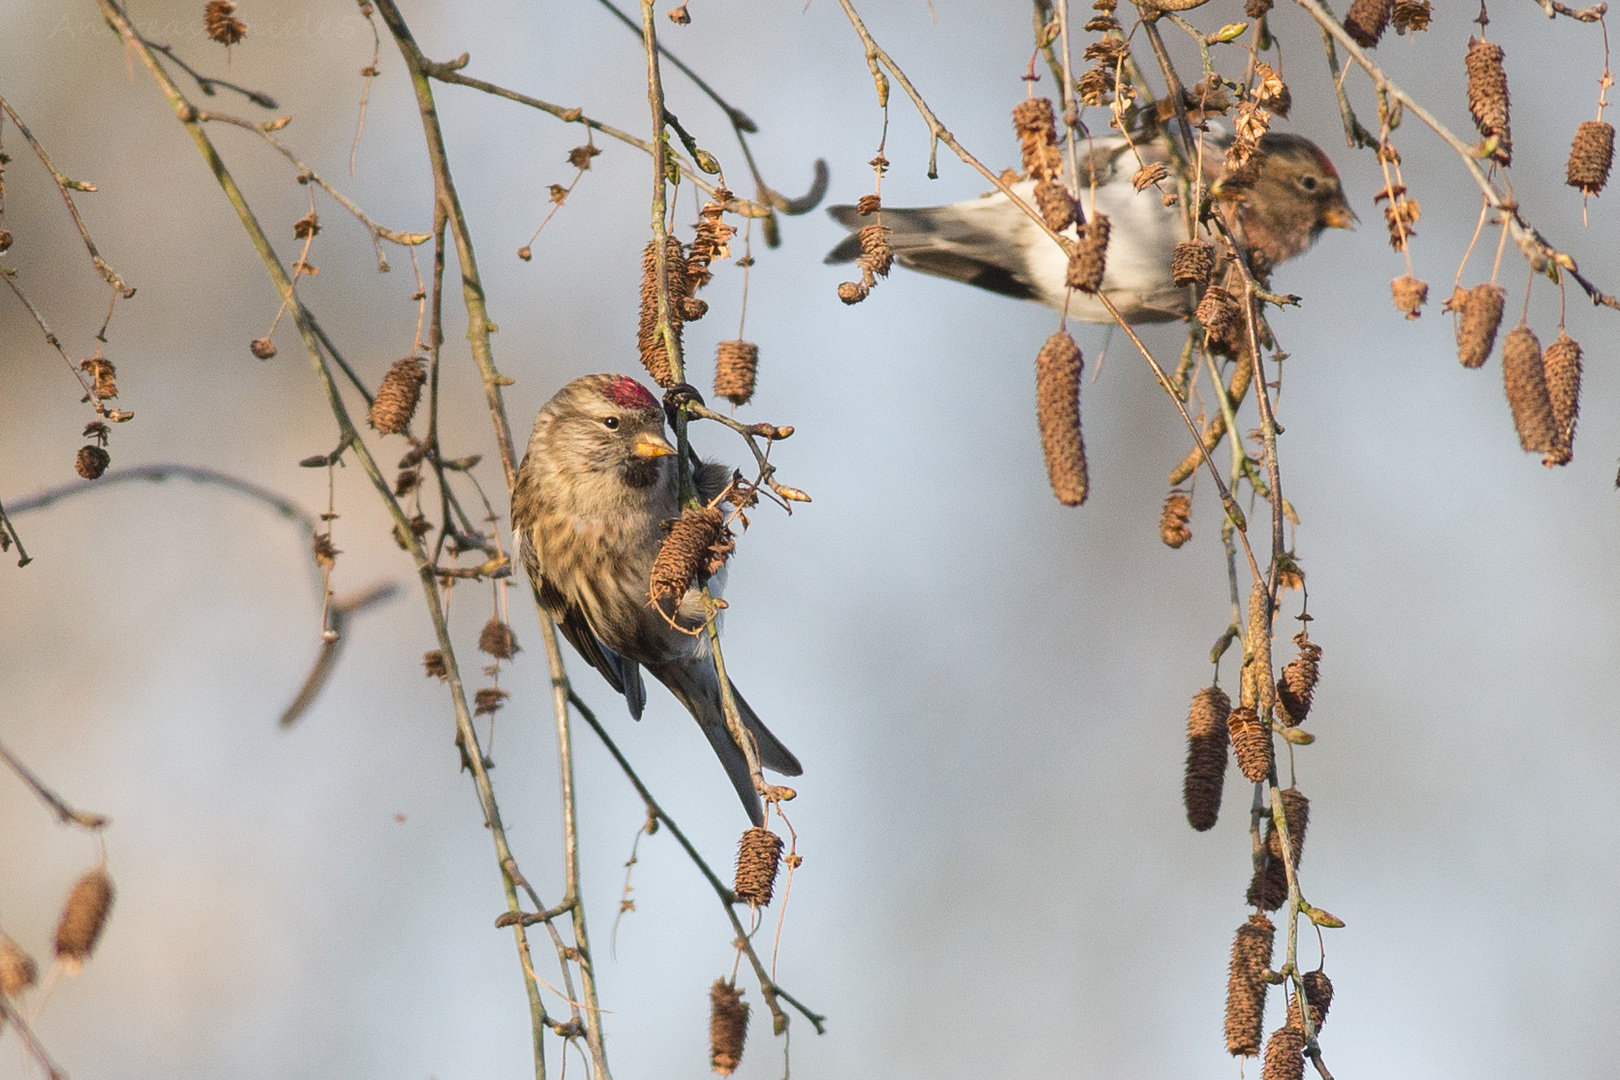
{"left": 3, "top": 1, "right": 1619, "bottom": 1076}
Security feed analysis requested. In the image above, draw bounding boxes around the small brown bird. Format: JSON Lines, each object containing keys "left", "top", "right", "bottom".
{"left": 512, "top": 374, "right": 801, "bottom": 824}
{"left": 827, "top": 130, "right": 1355, "bottom": 320}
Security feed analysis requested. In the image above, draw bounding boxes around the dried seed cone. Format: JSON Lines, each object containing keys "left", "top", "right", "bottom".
{"left": 1543, "top": 331, "right": 1582, "bottom": 465}
{"left": 1035, "top": 178, "right": 1077, "bottom": 232}
{"left": 836, "top": 281, "right": 870, "bottom": 305}
{"left": 1225, "top": 913, "right": 1275, "bottom": 1058}
{"left": 1392, "top": 0, "right": 1431, "bottom": 33}
{"left": 1392, "top": 275, "right": 1428, "bottom": 320}
{"left": 1303, "top": 970, "right": 1334, "bottom": 1029}
{"left": 1013, "top": 98, "right": 1062, "bottom": 182}
{"left": 1065, "top": 214, "right": 1110, "bottom": 294}
{"left": 709, "top": 979, "right": 750, "bottom": 1075}
{"left": 1160, "top": 490, "right": 1193, "bottom": 548}
{"left": 714, "top": 340, "right": 759, "bottom": 406}
{"left": 1248, "top": 787, "right": 1310, "bottom": 910}
{"left": 857, "top": 223, "right": 893, "bottom": 278}
{"left": 1262, "top": 1026, "right": 1307, "bottom": 1080}
{"left": 1288, "top": 970, "right": 1335, "bottom": 1032}
{"left": 55, "top": 868, "right": 114, "bottom": 969}
{"left": 733, "top": 826, "right": 784, "bottom": 906}
{"left": 369, "top": 357, "right": 426, "bottom": 435}
{"left": 75, "top": 445, "right": 110, "bottom": 480}
{"left": 1502, "top": 325, "right": 1557, "bottom": 454}
{"left": 1343, "top": 0, "right": 1393, "bottom": 48}
{"left": 651, "top": 505, "right": 725, "bottom": 603}
{"left": 204, "top": 0, "right": 247, "bottom": 45}
{"left": 1242, "top": 579, "right": 1274, "bottom": 722}
{"left": 1245, "top": 0, "right": 1274, "bottom": 14}
{"left": 1035, "top": 331, "right": 1088, "bottom": 506}
{"left": 0, "top": 936, "right": 38, "bottom": 997}
{"left": 1465, "top": 37, "right": 1512, "bottom": 165}
{"left": 1196, "top": 285, "right": 1242, "bottom": 346}
{"left": 478, "top": 617, "right": 519, "bottom": 660}
{"left": 1228, "top": 706, "right": 1273, "bottom": 784}
{"left": 1171, "top": 240, "right": 1215, "bottom": 286}
{"left": 1452, "top": 284, "right": 1506, "bottom": 368}
{"left": 1275, "top": 633, "right": 1322, "bottom": 727}
{"left": 1184, "top": 685, "right": 1231, "bottom": 832}
{"left": 1567, "top": 120, "right": 1615, "bottom": 195}
{"left": 638, "top": 238, "right": 690, "bottom": 387}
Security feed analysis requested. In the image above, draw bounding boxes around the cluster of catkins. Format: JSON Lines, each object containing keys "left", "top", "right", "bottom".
{"left": 1179, "top": 601, "right": 1328, "bottom": 1066}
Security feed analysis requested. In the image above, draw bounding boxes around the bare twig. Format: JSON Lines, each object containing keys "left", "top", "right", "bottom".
{"left": 567, "top": 690, "right": 827, "bottom": 1035}
{"left": 0, "top": 740, "right": 109, "bottom": 829}
{"left": 0, "top": 93, "right": 134, "bottom": 295}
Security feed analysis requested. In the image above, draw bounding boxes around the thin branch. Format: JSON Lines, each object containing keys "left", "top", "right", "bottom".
{"left": 95, "top": 8, "right": 562, "bottom": 1078}
{"left": 141, "top": 37, "right": 279, "bottom": 108}
{"left": 0, "top": 93, "right": 134, "bottom": 295}
{"left": 195, "top": 109, "right": 431, "bottom": 271}
{"left": 567, "top": 690, "right": 827, "bottom": 1035}
{"left": 0, "top": 739, "right": 109, "bottom": 829}
{"left": 0, "top": 996, "right": 67, "bottom": 1080}
{"left": 279, "top": 581, "right": 402, "bottom": 728}
{"left": 418, "top": 59, "right": 772, "bottom": 217}
{"left": 368, "top": 3, "right": 611, "bottom": 1074}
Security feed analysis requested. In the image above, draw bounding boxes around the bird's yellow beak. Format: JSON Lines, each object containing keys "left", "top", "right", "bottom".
{"left": 632, "top": 432, "right": 678, "bottom": 459}
{"left": 1322, "top": 200, "right": 1358, "bottom": 230}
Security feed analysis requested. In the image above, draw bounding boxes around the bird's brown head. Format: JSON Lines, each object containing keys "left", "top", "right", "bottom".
{"left": 1215, "top": 132, "right": 1355, "bottom": 276}
{"left": 539, "top": 374, "right": 675, "bottom": 488}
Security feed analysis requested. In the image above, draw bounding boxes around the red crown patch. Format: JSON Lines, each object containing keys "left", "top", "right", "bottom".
{"left": 602, "top": 376, "right": 660, "bottom": 412}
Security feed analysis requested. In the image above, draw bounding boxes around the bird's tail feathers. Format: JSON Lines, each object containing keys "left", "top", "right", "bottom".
{"left": 648, "top": 658, "right": 801, "bottom": 827}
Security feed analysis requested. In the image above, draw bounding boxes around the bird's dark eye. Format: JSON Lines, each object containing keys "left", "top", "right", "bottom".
{"left": 602, "top": 416, "right": 620, "bottom": 430}
{"left": 1299, "top": 175, "right": 1319, "bottom": 192}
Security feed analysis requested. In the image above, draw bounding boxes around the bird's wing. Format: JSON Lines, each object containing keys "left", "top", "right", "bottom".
{"left": 530, "top": 553, "right": 647, "bottom": 718}
{"left": 826, "top": 198, "right": 1043, "bottom": 302}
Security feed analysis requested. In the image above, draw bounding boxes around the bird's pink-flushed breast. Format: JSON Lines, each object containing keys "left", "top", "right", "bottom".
{"left": 602, "top": 376, "right": 660, "bottom": 412}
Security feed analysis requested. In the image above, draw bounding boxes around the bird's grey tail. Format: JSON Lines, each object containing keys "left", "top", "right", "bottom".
{"left": 823, "top": 204, "right": 1038, "bottom": 302}
{"left": 648, "top": 658, "right": 802, "bottom": 827}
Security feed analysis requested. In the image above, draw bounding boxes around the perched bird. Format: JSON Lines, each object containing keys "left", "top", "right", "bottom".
{"left": 827, "top": 130, "right": 1355, "bottom": 321}
{"left": 512, "top": 373, "right": 801, "bottom": 825}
